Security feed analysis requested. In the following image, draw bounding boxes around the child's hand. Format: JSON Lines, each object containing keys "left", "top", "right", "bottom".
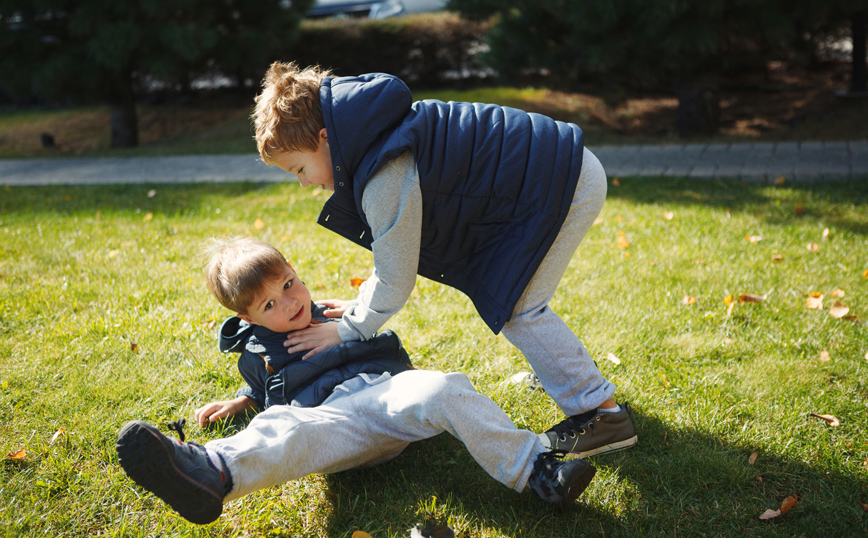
{"left": 283, "top": 321, "right": 342, "bottom": 359}
{"left": 316, "top": 299, "right": 351, "bottom": 318}
{"left": 194, "top": 396, "right": 256, "bottom": 427}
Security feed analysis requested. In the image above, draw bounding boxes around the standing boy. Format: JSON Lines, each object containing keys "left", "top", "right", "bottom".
{"left": 117, "top": 237, "right": 596, "bottom": 525}
{"left": 252, "top": 63, "right": 637, "bottom": 459}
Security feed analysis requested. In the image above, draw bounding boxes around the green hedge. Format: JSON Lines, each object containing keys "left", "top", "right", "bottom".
{"left": 279, "top": 12, "right": 492, "bottom": 87}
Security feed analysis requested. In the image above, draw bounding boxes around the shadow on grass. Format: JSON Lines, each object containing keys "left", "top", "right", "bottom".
{"left": 316, "top": 409, "right": 867, "bottom": 538}
{"left": 603, "top": 177, "right": 868, "bottom": 238}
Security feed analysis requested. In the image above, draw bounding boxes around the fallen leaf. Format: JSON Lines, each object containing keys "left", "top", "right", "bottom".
{"left": 108, "top": 250, "right": 118, "bottom": 258}
{"left": 863, "top": 268, "right": 868, "bottom": 279}
{"left": 774, "top": 176, "right": 786, "bottom": 185}
{"left": 724, "top": 294, "right": 734, "bottom": 306}
{"left": 143, "top": 212, "right": 153, "bottom": 222}
{"left": 663, "top": 211, "right": 674, "bottom": 220}
{"left": 612, "top": 177, "right": 621, "bottom": 186}
{"left": 616, "top": 216, "right": 623, "bottom": 222}
{"left": 6, "top": 449, "right": 26, "bottom": 460}
{"left": 606, "top": 353, "right": 621, "bottom": 365}
{"left": 858, "top": 501, "right": 868, "bottom": 512}
{"left": 806, "top": 292, "right": 823, "bottom": 309}
{"left": 771, "top": 254, "right": 784, "bottom": 262}
{"left": 617, "top": 236, "right": 630, "bottom": 250}
{"left": 352, "top": 532, "right": 374, "bottom": 538}
{"left": 724, "top": 337, "right": 734, "bottom": 345}
{"left": 830, "top": 289, "right": 845, "bottom": 298}
{"left": 745, "top": 234, "right": 762, "bottom": 243}
{"left": 780, "top": 495, "right": 798, "bottom": 515}
{"left": 739, "top": 293, "right": 764, "bottom": 303}
{"left": 130, "top": 342, "right": 138, "bottom": 352}
{"left": 624, "top": 251, "right": 632, "bottom": 258}
{"left": 280, "top": 235, "right": 292, "bottom": 242}
{"left": 795, "top": 206, "right": 805, "bottom": 214}
{"left": 809, "top": 413, "right": 840, "bottom": 427}
{"left": 49, "top": 429, "right": 66, "bottom": 445}
{"left": 829, "top": 300, "right": 849, "bottom": 319}
{"left": 593, "top": 217, "right": 604, "bottom": 226}
{"left": 822, "top": 227, "right": 830, "bottom": 239}
{"left": 617, "top": 230, "right": 626, "bottom": 236}
{"left": 819, "top": 350, "right": 830, "bottom": 362}
{"left": 350, "top": 277, "right": 366, "bottom": 290}
{"left": 749, "top": 451, "right": 758, "bottom": 465}
{"left": 759, "top": 509, "right": 781, "bottom": 520}
{"left": 254, "top": 218, "right": 265, "bottom": 230}
{"left": 682, "top": 295, "right": 696, "bottom": 305}
{"left": 147, "top": 189, "right": 157, "bottom": 198}
{"left": 807, "top": 242, "right": 819, "bottom": 252}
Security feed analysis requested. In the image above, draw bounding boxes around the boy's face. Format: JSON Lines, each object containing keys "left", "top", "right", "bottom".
{"left": 272, "top": 128, "right": 335, "bottom": 192}
{"left": 238, "top": 262, "right": 312, "bottom": 333}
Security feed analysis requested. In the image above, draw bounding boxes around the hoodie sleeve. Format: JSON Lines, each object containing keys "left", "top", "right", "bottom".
{"left": 338, "top": 151, "right": 422, "bottom": 341}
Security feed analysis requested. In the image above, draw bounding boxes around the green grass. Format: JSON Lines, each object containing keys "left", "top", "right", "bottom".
{"left": 1, "top": 178, "right": 867, "bottom": 537}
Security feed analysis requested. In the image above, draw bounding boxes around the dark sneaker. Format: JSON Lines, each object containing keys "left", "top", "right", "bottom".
{"left": 527, "top": 450, "right": 596, "bottom": 508}
{"left": 116, "top": 420, "right": 229, "bottom": 524}
{"left": 540, "top": 402, "right": 638, "bottom": 459}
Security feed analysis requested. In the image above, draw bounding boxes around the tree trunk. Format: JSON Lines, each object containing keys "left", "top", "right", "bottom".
{"left": 109, "top": 71, "right": 138, "bottom": 148}
{"left": 852, "top": 10, "right": 867, "bottom": 93}
{"left": 675, "top": 78, "right": 720, "bottom": 137}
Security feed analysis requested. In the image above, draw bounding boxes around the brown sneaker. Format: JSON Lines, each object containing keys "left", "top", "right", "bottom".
{"left": 540, "top": 402, "right": 638, "bottom": 459}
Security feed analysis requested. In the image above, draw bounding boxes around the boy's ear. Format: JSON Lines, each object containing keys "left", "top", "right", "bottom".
{"left": 319, "top": 128, "right": 327, "bottom": 140}
{"left": 238, "top": 313, "right": 254, "bottom": 324}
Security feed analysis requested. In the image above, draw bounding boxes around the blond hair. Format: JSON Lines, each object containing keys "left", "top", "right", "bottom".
{"left": 204, "top": 237, "right": 290, "bottom": 315}
{"left": 252, "top": 61, "right": 332, "bottom": 165}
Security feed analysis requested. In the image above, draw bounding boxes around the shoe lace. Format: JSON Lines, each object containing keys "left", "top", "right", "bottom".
{"left": 167, "top": 418, "right": 187, "bottom": 442}
{"left": 533, "top": 449, "right": 569, "bottom": 476}
{"left": 549, "top": 411, "right": 597, "bottom": 441}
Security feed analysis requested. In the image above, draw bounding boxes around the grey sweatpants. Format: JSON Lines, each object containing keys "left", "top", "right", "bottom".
{"left": 208, "top": 370, "right": 546, "bottom": 502}
{"left": 501, "top": 147, "right": 615, "bottom": 417}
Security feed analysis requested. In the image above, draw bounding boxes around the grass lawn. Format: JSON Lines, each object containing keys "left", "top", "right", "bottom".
{"left": 1, "top": 177, "right": 867, "bottom": 537}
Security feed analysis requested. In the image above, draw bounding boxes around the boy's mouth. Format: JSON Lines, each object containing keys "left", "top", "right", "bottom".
{"left": 290, "top": 305, "right": 305, "bottom": 322}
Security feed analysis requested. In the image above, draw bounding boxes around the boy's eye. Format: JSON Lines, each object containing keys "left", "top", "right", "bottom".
{"left": 284, "top": 279, "right": 292, "bottom": 290}
{"left": 265, "top": 300, "right": 274, "bottom": 310}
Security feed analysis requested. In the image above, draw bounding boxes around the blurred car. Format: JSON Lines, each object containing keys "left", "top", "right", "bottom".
{"left": 307, "top": 0, "right": 447, "bottom": 19}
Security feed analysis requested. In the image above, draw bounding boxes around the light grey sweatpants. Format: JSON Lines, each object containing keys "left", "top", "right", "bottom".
{"left": 501, "top": 147, "right": 615, "bottom": 417}
{"left": 208, "top": 370, "right": 546, "bottom": 502}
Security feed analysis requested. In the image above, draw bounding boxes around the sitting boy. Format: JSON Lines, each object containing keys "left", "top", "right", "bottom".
{"left": 116, "top": 237, "right": 596, "bottom": 525}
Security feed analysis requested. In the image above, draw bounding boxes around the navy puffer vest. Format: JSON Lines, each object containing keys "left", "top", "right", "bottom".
{"left": 317, "top": 74, "right": 584, "bottom": 333}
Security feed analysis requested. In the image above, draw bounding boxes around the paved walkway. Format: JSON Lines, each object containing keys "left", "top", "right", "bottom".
{"left": 1, "top": 141, "right": 865, "bottom": 186}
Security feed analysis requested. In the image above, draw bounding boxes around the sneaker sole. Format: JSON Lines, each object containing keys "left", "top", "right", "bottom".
{"left": 566, "top": 435, "right": 639, "bottom": 460}
{"left": 559, "top": 460, "right": 597, "bottom": 509}
{"left": 117, "top": 421, "right": 223, "bottom": 525}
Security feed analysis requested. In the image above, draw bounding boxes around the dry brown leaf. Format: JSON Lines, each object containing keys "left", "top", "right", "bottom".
{"left": 822, "top": 227, "right": 830, "bottom": 239}
{"left": 625, "top": 251, "right": 632, "bottom": 258}
{"left": 350, "top": 277, "right": 366, "bottom": 290}
{"left": 772, "top": 254, "right": 784, "bottom": 262}
{"left": 617, "top": 236, "right": 630, "bottom": 250}
{"left": 130, "top": 342, "right": 138, "bottom": 352}
{"left": 739, "top": 293, "right": 764, "bottom": 304}
{"left": 795, "top": 205, "right": 805, "bottom": 214}
{"left": 6, "top": 449, "right": 26, "bottom": 460}
{"left": 780, "top": 495, "right": 798, "bottom": 515}
{"left": 745, "top": 234, "right": 762, "bottom": 243}
{"left": 254, "top": 218, "right": 265, "bottom": 230}
{"left": 663, "top": 211, "right": 674, "bottom": 220}
{"left": 774, "top": 176, "right": 786, "bottom": 185}
{"left": 682, "top": 295, "right": 697, "bottom": 305}
{"left": 830, "top": 289, "right": 845, "bottom": 298}
{"left": 49, "top": 429, "right": 66, "bottom": 445}
{"left": 807, "top": 242, "right": 819, "bottom": 252}
{"left": 858, "top": 501, "right": 868, "bottom": 512}
{"left": 612, "top": 177, "right": 621, "bottom": 186}
{"left": 759, "top": 508, "right": 781, "bottom": 520}
{"left": 606, "top": 353, "right": 621, "bottom": 365}
{"left": 863, "top": 268, "right": 868, "bottom": 279}
{"left": 352, "top": 532, "right": 374, "bottom": 538}
{"left": 809, "top": 413, "right": 840, "bottom": 427}
{"left": 143, "top": 212, "right": 153, "bottom": 222}
{"left": 749, "top": 451, "right": 758, "bottom": 465}
{"left": 806, "top": 292, "right": 823, "bottom": 309}
{"left": 819, "top": 350, "right": 830, "bottom": 362}
{"left": 593, "top": 217, "right": 604, "bottom": 226}
{"left": 829, "top": 300, "right": 850, "bottom": 319}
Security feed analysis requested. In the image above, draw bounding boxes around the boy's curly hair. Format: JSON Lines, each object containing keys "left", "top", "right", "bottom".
{"left": 252, "top": 62, "right": 332, "bottom": 165}
{"left": 203, "top": 236, "right": 290, "bottom": 315}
